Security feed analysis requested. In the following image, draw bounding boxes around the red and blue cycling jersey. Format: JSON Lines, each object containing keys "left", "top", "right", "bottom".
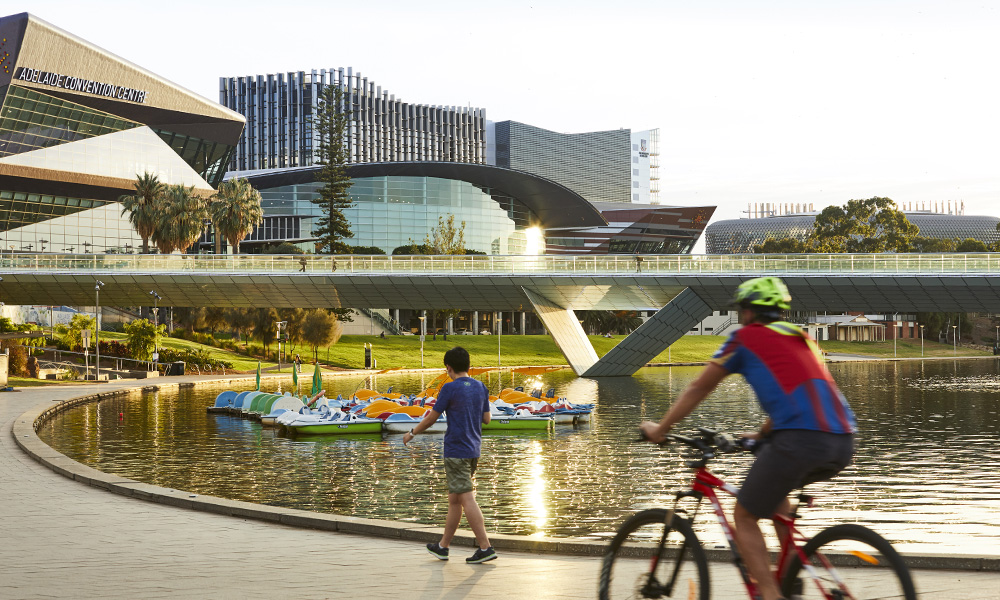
{"left": 712, "top": 321, "right": 856, "bottom": 434}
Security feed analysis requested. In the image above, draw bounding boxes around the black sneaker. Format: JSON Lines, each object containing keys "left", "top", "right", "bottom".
{"left": 466, "top": 546, "right": 498, "bottom": 564}
{"left": 426, "top": 542, "right": 449, "bottom": 560}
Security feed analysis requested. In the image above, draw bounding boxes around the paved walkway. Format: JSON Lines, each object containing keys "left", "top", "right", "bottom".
{"left": 2, "top": 378, "right": 998, "bottom": 599}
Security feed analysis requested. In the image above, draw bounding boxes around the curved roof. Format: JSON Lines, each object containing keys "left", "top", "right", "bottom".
{"left": 240, "top": 162, "right": 607, "bottom": 229}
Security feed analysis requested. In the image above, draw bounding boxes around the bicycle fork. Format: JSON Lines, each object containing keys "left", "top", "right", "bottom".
{"left": 650, "top": 491, "right": 704, "bottom": 597}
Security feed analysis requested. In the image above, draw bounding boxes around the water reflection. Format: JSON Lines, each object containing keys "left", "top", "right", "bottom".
{"left": 37, "top": 360, "right": 1000, "bottom": 554}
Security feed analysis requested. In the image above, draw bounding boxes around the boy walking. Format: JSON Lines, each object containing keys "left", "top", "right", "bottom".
{"left": 403, "top": 346, "right": 497, "bottom": 563}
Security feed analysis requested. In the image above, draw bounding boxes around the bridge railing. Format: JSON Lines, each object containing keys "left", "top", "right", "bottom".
{"left": 2, "top": 252, "right": 999, "bottom": 275}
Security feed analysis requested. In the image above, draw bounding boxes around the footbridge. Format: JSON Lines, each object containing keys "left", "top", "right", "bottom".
{"left": 2, "top": 252, "right": 998, "bottom": 377}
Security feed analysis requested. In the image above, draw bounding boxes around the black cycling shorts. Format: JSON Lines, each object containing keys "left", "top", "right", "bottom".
{"left": 737, "top": 429, "right": 854, "bottom": 519}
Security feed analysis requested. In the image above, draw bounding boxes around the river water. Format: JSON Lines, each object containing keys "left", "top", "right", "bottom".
{"left": 38, "top": 359, "right": 1000, "bottom": 554}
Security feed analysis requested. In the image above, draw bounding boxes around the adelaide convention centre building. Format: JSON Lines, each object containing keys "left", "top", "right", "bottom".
{"left": 0, "top": 12, "right": 245, "bottom": 254}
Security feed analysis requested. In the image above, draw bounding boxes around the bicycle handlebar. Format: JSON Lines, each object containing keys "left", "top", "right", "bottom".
{"left": 639, "top": 426, "right": 761, "bottom": 461}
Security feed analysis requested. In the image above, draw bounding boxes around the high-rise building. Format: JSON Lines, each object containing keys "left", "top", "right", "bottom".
{"left": 630, "top": 129, "right": 659, "bottom": 204}
{"left": 219, "top": 69, "right": 486, "bottom": 172}
{"left": 490, "top": 120, "right": 631, "bottom": 204}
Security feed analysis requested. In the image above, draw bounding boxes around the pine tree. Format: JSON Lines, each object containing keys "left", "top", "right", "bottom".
{"left": 310, "top": 84, "right": 354, "bottom": 254}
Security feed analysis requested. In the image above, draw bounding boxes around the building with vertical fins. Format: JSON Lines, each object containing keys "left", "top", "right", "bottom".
{"left": 218, "top": 69, "right": 486, "bottom": 172}
{"left": 0, "top": 12, "right": 245, "bottom": 252}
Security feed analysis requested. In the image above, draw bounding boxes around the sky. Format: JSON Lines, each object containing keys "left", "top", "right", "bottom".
{"left": 19, "top": 0, "right": 1000, "bottom": 251}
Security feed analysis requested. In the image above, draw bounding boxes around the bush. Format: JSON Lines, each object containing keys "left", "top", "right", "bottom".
{"left": 156, "top": 347, "right": 233, "bottom": 371}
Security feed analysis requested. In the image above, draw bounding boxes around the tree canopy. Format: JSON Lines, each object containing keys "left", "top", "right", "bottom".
{"left": 119, "top": 172, "right": 163, "bottom": 254}
{"left": 211, "top": 177, "right": 263, "bottom": 254}
{"left": 753, "top": 197, "right": 920, "bottom": 253}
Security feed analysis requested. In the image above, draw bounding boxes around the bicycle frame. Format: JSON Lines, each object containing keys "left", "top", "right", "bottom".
{"left": 672, "top": 465, "right": 817, "bottom": 599}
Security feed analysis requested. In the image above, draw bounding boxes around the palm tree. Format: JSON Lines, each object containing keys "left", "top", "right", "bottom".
{"left": 210, "top": 178, "right": 264, "bottom": 254}
{"left": 119, "top": 172, "right": 163, "bottom": 253}
{"left": 151, "top": 184, "right": 210, "bottom": 254}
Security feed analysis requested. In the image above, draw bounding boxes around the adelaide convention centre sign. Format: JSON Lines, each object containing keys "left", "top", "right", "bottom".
{"left": 14, "top": 66, "right": 149, "bottom": 104}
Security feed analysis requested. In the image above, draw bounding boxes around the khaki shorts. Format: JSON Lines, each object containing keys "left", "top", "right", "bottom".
{"left": 444, "top": 457, "right": 478, "bottom": 494}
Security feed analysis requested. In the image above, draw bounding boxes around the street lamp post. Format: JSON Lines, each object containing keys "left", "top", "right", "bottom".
{"left": 892, "top": 313, "right": 899, "bottom": 358}
{"left": 952, "top": 325, "right": 957, "bottom": 355}
{"left": 920, "top": 324, "right": 924, "bottom": 357}
{"left": 497, "top": 311, "right": 502, "bottom": 373}
{"left": 149, "top": 290, "right": 160, "bottom": 356}
{"left": 95, "top": 280, "right": 104, "bottom": 381}
{"left": 276, "top": 321, "right": 287, "bottom": 369}
{"left": 418, "top": 314, "right": 426, "bottom": 368}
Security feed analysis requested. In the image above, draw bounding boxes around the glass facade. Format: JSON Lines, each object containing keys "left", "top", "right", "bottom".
{"left": 250, "top": 176, "right": 540, "bottom": 254}
{"left": 0, "top": 189, "right": 109, "bottom": 232}
{"left": 152, "top": 129, "right": 235, "bottom": 188}
{"left": 0, "top": 85, "right": 139, "bottom": 157}
{"left": 0, "top": 201, "right": 142, "bottom": 253}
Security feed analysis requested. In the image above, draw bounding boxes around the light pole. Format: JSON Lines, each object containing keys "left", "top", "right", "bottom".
{"left": 276, "top": 320, "right": 287, "bottom": 369}
{"left": 418, "top": 315, "right": 426, "bottom": 368}
{"left": 149, "top": 290, "right": 160, "bottom": 356}
{"left": 892, "top": 313, "right": 899, "bottom": 358}
{"left": 95, "top": 280, "right": 104, "bottom": 381}
{"left": 497, "top": 311, "right": 502, "bottom": 372}
{"left": 920, "top": 324, "right": 924, "bottom": 357}
{"left": 952, "top": 325, "right": 957, "bottom": 355}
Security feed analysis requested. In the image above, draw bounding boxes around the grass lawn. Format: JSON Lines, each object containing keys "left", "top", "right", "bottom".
{"left": 5, "top": 376, "right": 89, "bottom": 387}
{"left": 30, "top": 331, "right": 989, "bottom": 384}
{"left": 323, "top": 334, "right": 724, "bottom": 369}
{"left": 816, "top": 337, "right": 988, "bottom": 358}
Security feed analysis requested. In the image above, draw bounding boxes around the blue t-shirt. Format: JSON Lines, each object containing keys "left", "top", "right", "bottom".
{"left": 434, "top": 376, "right": 490, "bottom": 458}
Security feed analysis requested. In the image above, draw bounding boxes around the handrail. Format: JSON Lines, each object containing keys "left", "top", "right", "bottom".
{"left": 360, "top": 308, "right": 403, "bottom": 335}
{"left": 2, "top": 252, "right": 1000, "bottom": 276}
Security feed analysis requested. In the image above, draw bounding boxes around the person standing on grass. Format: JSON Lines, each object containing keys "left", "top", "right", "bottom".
{"left": 403, "top": 346, "right": 497, "bottom": 564}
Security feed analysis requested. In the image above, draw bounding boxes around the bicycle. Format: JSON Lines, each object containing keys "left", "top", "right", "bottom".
{"left": 599, "top": 427, "right": 916, "bottom": 600}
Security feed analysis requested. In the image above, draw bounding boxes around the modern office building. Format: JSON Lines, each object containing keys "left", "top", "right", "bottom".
{"left": 705, "top": 202, "right": 1000, "bottom": 254}
{"left": 630, "top": 129, "right": 659, "bottom": 204}
{"left": 490, "top": 120, "right": 644, "bottom": 205}
{"left": 0, "top": 12, "right": 245, "bottom": 253}
{"left": 219, "top": 69, "right": 679, "bottom": 255}
{"left": 219, "top": 69, "right": 486, "bottom": 172}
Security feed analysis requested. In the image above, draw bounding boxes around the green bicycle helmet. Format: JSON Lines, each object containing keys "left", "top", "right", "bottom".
{"left": 734, "top": 276, "right": 792, "bottom": 310}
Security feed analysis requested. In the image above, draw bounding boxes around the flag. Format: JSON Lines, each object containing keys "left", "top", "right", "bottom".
{"left": 311, "top": 361, "right": 322, "bottom": 396}
{"left": 256, "top": 361, "right": 261, "bottom": 391}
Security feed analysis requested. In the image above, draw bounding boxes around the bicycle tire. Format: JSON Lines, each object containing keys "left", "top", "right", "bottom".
{"left": 780, "top": 523, "right": 917, "bottom": 600}
{"left": 599, "top": 508, "right": 709, "bottom": 600}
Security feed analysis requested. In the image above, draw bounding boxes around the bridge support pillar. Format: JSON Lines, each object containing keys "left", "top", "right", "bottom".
{"left": 582, "top": 288, "right": 713, "bottom": 377}
{"left": 473, "top": 311, "right": 479, "bottom": 334}
{"left": 522, "top": 288, "right": 599, "bottom": 375}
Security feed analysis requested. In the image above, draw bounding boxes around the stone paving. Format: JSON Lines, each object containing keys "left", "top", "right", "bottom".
{"left": 1, "top": 378, "right": 998, "bottom": 599}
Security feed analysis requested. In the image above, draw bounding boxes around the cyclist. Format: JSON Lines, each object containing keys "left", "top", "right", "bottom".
{"left": 640, "top": 276, "right": 856, "bottom": 600}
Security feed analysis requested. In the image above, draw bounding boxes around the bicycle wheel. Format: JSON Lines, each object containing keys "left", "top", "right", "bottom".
{"left": 780, "top": 523, "right": 916, "bottom": 600}
{"left": 599, "top": 508, "right": 709, "bottom": 600}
